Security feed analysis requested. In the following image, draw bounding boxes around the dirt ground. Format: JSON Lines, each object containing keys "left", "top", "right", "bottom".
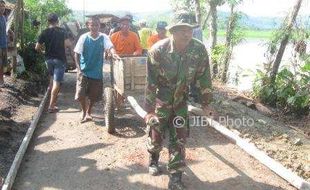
{"left": 212, "top": 81, "right": 310, "bottom": 181}
{"left": 0, "top": 71, "right": 309, "bottom": 189}
{"left": 0, "top": 75, "right": 46, "bottom": 186}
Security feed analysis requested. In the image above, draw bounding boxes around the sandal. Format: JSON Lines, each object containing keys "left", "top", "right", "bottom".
{"left": 80, "top": 114, "right": 92, "bottom": 123}
{"left": 85, "top": 114, "right": 93, "bottom": 121}
{"left": 80, "top": 117, "right": 87, "bottom": 123}
{"left": 48, "top": 107, "right": 59, "bottom": 113}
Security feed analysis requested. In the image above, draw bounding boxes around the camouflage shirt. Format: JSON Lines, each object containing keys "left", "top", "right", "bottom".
{"left": 145, "top": 37, "right": 212, "bottom": 116}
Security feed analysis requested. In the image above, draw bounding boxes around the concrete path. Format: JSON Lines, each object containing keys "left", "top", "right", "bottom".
{"left": 13, "top": 72, "right": 295, "bottom": 190}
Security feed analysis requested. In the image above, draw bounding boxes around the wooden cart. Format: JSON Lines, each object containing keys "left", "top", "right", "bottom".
{"left": 104, "top": 56, "right": 147, "bottom": 134}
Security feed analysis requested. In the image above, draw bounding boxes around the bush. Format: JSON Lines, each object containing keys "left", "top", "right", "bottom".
{"left": 210, "top": 44, "right": 226, "bottom": 78}
{"left": 253, "top": 62, "right": 310, "bottom": 115}
{"left": 19, "top": 42, "right": 46, "bottom": 72}
{"left": 211, "top": 44, "right": 226, "bottom": 64}
{"left": 253, "top": 70, "right": 277, "bottom": 105}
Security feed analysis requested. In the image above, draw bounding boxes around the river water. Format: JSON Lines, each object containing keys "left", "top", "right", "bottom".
{"left": 206, "top": 39, "right": 296, "bottom": 91}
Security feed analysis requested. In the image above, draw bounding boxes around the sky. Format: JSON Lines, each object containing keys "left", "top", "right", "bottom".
{"left": 66, "top": 0, "right": 310, "bottom": 17}
{"left": 65, "top": 0, "right": 173, "bottom": 13}
{"left": 219, "top": 0, "right": 310, "bottom": 17}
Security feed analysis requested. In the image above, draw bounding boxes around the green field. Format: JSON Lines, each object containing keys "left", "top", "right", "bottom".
{"left": 204, "top": 29, "right": 274, "bottom": 39}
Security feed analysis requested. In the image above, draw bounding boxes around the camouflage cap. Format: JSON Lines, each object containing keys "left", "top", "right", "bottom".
{"left": 167, "top": 11, "right": 195, "bottom": 32}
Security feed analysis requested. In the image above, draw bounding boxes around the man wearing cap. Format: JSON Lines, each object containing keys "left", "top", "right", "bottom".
{"left": 110, "top": 16, "right": 142, "bottom": 56}
{"left": 123, "top": 14, "right": 139, "bottom": 36}
{"left": 36, "top": 13, "right": 73, "bottom": 113}
{"left": 147, "top": 21, "right": 168, "bottom": 49}
{"left": 144, "top": 13, "right": 213, "bottom": 190}
{"left": 109, "top": 14, "right": 139, "bottom": 37}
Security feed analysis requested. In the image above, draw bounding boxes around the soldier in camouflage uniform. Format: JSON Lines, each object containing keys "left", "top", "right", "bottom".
{"left": 144, "top": 13, "right": 212, "bottom": 190}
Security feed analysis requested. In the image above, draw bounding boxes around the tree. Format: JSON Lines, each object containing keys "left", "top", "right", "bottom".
{"left": 193, "top": 0, "right": 202, "bottom": 25}
{"left": 19, "top": 0, "right": 71, "bottom": 74}
{"left": 25, "top": 0, "right": 71, "bottom": 31}
{"left": 270, "top": 0, "right": 303, "bottom": 83}
{"left": 170, "top": 0, "right": 193, "bottom": 12}
{"left": 171, "top": 0, "right": 207, "bottom": 27}
{"left": 221, "top": 0, "right": 243, "bottom": 82}
{"left": 201, "top": 7, "right": 211, "bottom": 30}
{"left": 206, "top": 0, "right": 225, "bottom": 50}
{"left": 252, "top": 0, "right": 309, "bottom": 113}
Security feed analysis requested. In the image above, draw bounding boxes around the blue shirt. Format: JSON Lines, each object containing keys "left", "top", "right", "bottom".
{"left": 74, "top": 32, "right": 113, "bottom": 79}
{"left": 0, "top": 16, "right": 7, "bottom": 48}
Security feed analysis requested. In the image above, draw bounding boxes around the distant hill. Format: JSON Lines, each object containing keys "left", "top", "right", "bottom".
{"left": 71, "top": 10, "right": 308, "bottom": 30}
{"left": 218, "top": 11, "right": 309, "bottom": 30}
{"left": 217, "top": 11, "right": 283, "bottom": 30}
{"left": 241, "top": 16, "right": 283, "bottom": 30}
{"left": 71, "top": 10, "right": 172, "bottom": 22}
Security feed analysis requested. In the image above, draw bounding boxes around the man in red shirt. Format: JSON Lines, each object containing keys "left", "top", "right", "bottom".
{"left": 111, "top": 16, "right": 142, "bottom": 56}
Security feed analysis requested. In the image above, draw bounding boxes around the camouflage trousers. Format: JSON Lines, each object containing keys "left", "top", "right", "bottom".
{"left": 146, "top": 113, "right": 188, "bottom": 173}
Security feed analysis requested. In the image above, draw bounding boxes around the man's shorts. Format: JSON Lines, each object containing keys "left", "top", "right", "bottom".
{"left": 75, "top": 75, "right": 103, "bottom": 102}
{"left": 45, "top": 59, "right": 66, "bottom": 82}
{"left": 0, "top": 48, "right": 7, "bottom": 66}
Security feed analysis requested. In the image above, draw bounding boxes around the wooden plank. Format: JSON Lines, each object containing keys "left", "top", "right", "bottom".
{"left": 114, "top": 85, "right": 124, "bottom": 96}
{"left": 114, "top": 57, "right": 147, "bottom": 94}
{"left": 130, "top": 60, "right": 135, "bottom": 90}
{"left": 1, "top": 90, "right": 49, "bottom": 190}
{"left": 132, "top": 57, "right": 146, "bottom": 90}
{"left": 134, "top": 85, "right": 145, "bottom": 90}
{"left": 127, "top": 96, "right": 147, "bottom": 118}
{"left": 124, "top": 84, "right": 131, "bottom": 91}
{"left": 134, "top": 65, "right": 145, "bottom": 73}
{"left": 134, "top": 77, "right": 146, "bottom": 85}
{"left": 133, "top": 73, "right": 146, "bottom": 77}
{"left": 113, "top": 59, "right": 125, "bottom": 95}
{"left": 124, "top": 59, "right": 131, "bottom": 91}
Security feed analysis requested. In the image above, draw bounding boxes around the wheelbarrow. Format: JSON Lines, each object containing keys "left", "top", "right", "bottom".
{"left": 104, "top": 55, "right": 147, "bottom": 134}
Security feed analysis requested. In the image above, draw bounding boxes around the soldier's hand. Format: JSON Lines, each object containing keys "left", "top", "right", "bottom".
{"left": 144, "top": 113, "right": 158, "bottom": 125}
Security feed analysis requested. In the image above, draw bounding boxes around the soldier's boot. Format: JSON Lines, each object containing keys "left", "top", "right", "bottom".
{"left": 168, "top": 172, "right": 186, "bottom": 190}
{"left": 148, "top": 153, "right": 160, "bottom": 176}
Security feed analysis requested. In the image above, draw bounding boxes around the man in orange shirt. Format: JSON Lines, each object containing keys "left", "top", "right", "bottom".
{"left": 147, "top": 21, "right": 168, "bottom": 49}
{"left": 111, "top": 16, "right": 142, "bottom": 56}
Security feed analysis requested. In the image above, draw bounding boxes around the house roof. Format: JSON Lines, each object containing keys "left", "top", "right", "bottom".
{"left": 4, "top": 1, "right": 15, "bottom": 10}
{"left": 85, "top": 13, "right": 120, "bottom": 23}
